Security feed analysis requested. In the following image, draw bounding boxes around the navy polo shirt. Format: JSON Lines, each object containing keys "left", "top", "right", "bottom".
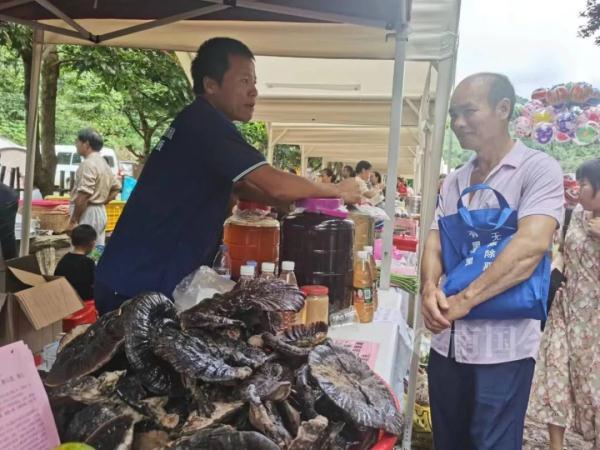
{"left": 96, "top": 97, "right": 267, "bottom": 298}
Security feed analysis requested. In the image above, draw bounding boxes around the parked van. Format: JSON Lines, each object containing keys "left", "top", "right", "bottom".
{"left": 54, "top": 145, "right": 120, "bottom": 187}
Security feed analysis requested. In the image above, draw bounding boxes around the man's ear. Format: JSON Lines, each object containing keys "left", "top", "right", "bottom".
{"left": 203, "top": 76, "right": 219, "bottom": 95}
{"left": 497, "top": 98, "right": 512, "bottom": 121}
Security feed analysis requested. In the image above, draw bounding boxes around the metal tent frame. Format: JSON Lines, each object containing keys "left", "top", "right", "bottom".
{"left": 0, "top": 1, "right": 460, "bottom": 448}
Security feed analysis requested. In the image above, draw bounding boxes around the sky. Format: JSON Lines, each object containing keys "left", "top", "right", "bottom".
{"left": 455, "top": 0, "right": 600, "bottom": 98}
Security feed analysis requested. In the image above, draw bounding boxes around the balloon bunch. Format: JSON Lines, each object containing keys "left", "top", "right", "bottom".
{"left": 512, "top": 82, "right": 600, "bottom": 146}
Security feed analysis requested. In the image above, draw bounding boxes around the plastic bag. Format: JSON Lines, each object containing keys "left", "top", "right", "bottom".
{"left": 172, "top": 266, "right": 235, "bottom": 312}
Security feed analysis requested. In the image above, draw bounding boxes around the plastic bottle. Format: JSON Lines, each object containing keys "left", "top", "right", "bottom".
{"left": 246, "top": 260, "right": 258, "bottom": 276}
{"left": 353, "top": 250, "right": 374, "bottom": 323}
{"left": 364, "top": 245, "right": 379, "bottom": 311}
{"left": 279, "top": 261, "right": 305, "bottom": 326}
{"left": 260, "top": 262, "right": 276, "bottom": 280}
{"left": 239, "top": 265, "right": 255, "bottom": 287}
{"left": 212, "top": 244, "right": 232, "bottom": 279}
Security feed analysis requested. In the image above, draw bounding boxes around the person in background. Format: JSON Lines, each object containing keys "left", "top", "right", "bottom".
{"left": 0, "top": 180, "right": 18, "bottom": 260}
{"left": 528, "top": 158, "right": 600, "bottom": 450}
{"left": 341, "top": 165, "right": 355, "bottom": 179}
{"left": 397, "top": 176, "right": 408, "bottom": 197}
{"left": 421, "top": 73, "right": 563, "bottom": 450}
{"left": 54, "top": 224, "right": 97, "bottom": 300}
{"left": 95, "top": 37, "right": 360, "bottom": 315}
{"left": 319, "top": 168, "right": 335, "bottom": 184}
{"left": 355, "top": 160, "right": 382, "bottom": 204}
{"left": 370, "top": 171, "right": 385, "bottom": 191}
{"left": 68, "top": 128, "right": 121, "bottom": 246}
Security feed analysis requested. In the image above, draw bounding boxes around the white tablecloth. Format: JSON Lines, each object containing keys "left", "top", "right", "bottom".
{"left": 328, "top": 287, "right": 413, "bottom": 398}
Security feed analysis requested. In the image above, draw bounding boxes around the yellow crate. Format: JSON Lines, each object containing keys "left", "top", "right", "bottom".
{"left": 106, "top": 201, "right": 126, "bottom": 232}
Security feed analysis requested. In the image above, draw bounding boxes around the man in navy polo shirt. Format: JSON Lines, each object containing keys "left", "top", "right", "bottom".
{"left": 95, "top": 38, "right": 360, "bottom": 314}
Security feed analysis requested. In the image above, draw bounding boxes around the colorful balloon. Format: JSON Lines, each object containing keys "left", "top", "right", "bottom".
{"left": 554, "top": 130, "right": 572, "bottom": 144}
{"left": 532, "top": 108, "right": 555, "bottom": 124}
{"left": 584, "top": 106, "right": 600, "bottom": 124}
{"left": 554, "top": 111, "right": 577, "bottom": 134}
{"left": 522, "top": 100, "right": 544, "bottom": 117}
{"left": 531, "top": 88, "right": 548, "bottom": 104}
{"left": 534, "top": 122, "right": 554, "bottom": 145}
{"left": 547, "top": 84, "right": 570, "bottom": 107}
{"left": 513, "top": 116, "right": 533, "bottom": 138}
{"left": 570, "top": 82, "right": 593, "bottom": 104}
{"left": 573, "top": 122, "right": 599, "bottom": 146}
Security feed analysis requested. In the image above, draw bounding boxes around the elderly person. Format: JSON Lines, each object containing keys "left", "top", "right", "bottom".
{"left": 420, "top": 73, "right": 563, "bottom": 449}
{"left": 68, "top": 128, "right": 121, "bottom": 247}
{"left": 528, "top": 158, "right": 600, "bottom": 450}
{"left": 319, "top": 168, "right": 335, "bottom": 184}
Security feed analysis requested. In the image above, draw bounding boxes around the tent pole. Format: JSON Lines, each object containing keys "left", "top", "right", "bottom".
{"left": 402, "top": 55, "right": 455, "bottom": 450}
{"left": 380, "top": 21, "right": 409, "bottom": 290}
{"left": 300, "top": 146, "right": 307, "bottom": 176}
{"left": 20, "top": 29, "right": 44, "bottom": 256}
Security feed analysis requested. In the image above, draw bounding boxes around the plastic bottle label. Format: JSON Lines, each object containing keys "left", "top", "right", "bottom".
{"left": 353, "top": 287, "right": 373, "bottom": 304}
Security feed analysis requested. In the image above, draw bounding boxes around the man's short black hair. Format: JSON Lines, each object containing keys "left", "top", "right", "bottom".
{"left": 470, "top": 72, "right": 516, "bottom": 119}
{"left": 77, "top": 128, "right": 103, "bottom": 151}
{"left": 576, "top": 157, "right": 600, "bottom": 195}
{"left": 355, "top": 160, "right": 372, "bottom": 174}
{"left": 191, "top": 37, "right": 255, "bottom": 96}
{"left": 71, "top": 224, "right": 97, "bottom": 247}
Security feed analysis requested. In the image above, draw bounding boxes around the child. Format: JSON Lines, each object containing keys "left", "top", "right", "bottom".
{"left": 54, "top": 224, "right": 97, "bottom": 300}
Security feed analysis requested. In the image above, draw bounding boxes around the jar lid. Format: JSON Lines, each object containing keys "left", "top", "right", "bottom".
{"left": 240, "top": 265, "right": 255, "bottom": 277}
{"left": 295, "top": 197, "right": 348, "bottom": 218}
{"left": 238, "top": 200, "right": 270, "bottom": 211}
{"left": 301, "top": 285, "right": 329, "bottom": 296}
{"left": 261, "top": 262, "right": 275, "bottom": 273}
{"left": 281, "top": 261, "right": 295, "bottom": 271}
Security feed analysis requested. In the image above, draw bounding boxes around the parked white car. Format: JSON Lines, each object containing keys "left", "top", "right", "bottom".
{"left": 54, "top": 145, "right": 120, "bottom": 188}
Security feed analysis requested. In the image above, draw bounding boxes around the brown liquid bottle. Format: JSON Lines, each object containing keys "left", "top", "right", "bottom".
{"left": 353, "top": 250, "right": 374, "bottom": 323}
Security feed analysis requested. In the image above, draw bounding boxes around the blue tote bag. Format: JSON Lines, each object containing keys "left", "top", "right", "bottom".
{"left": 438, "top": 184, "right": 550, "bottom": 320}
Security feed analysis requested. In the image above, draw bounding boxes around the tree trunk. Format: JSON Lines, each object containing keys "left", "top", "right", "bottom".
{"left": 37, "top": 46, "right": 60, "bottom": 196}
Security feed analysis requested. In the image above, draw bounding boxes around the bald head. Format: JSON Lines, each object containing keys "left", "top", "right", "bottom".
{"left": 456, "top": 73, "right": 516, "bottom": 120}
{"left": 449, "top": 73, "right": 515, "bottom": 151}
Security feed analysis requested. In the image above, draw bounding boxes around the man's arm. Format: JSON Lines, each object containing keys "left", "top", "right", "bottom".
{"left": 245, "top": 165, "right": 361, "bottom": 204}
{"left": 232, "top": 179, "right": 286, "bottom": 207}
{"left": 69, "top": 192, "right": 91, "bottom": 225}
{"left": 444, "top": 214, "right": 557, "bottom": 320}
{"left": 420, "top": 230, "right": 451, "bottom": 333}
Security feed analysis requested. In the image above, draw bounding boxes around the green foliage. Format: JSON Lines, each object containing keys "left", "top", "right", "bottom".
{"left": 580, "top": 0, "right": 600, "bottom": 45}
{"left": 236, "top": 122, "right": 267, "bottom": 154}
{"left": 0, "top": 46, "right": 26, "bottom": 144}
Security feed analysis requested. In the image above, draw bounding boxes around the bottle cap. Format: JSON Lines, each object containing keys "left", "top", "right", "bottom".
{"left": 281, "top": 261, "right": 295, "bottom": 271}
{"left": 357, "top": 250, "right": 368, "bottom": 260}
{"left": 240, "top": 265, "right": 255, "bottom": 277}
{"left": 301, "top": 285, "right": 329, "bottom": 296}
{"left": 363, "top": 245, "right": 374, "bottom": 254}
{"left": 261, "top": 262, "right": 275, "bottom": 273}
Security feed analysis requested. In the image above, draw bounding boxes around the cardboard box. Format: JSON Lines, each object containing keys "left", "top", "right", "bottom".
{"left": 0, "top": 255, "right": 83, "bottom": 355}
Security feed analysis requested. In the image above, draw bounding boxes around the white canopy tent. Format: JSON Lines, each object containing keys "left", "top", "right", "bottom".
{"left": 0, "top": 1, "right": 460, "bottom": 447}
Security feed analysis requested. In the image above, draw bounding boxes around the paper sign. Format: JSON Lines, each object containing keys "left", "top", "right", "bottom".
{"left": 0, "top": 341, "right": 60, "bottom": 450}
{"left": 333, "top": 339, "right": 380, "bottom": 369}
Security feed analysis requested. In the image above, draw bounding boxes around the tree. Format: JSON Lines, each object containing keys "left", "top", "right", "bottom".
{"left": 580, "top": 0, "right": 600, "bottom": 45}
{"left": 61, "top": 46, "right": 193, "bottom": 160}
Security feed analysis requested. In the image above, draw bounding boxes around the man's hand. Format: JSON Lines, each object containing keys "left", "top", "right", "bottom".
{"left": 443, "top": 292, "right": 472, "bottom": 322}
{"left": 421, "top": 283, "right": 451, "bottom": 334}
{"left": 65, "top": 220, "right": 77, "bottom": 235}
{"left": 588, "top": 217, "right": 600, "bottom": 239}
{"left": 337, "top": 178, "right": 361, "bottom": 204}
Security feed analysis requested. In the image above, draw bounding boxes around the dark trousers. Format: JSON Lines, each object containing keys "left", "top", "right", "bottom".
{"left": 427, "top": 349, "right": 535, "bottom": 450}
{"left": 94, "top": 280, "right": 131, "bottom": 315}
